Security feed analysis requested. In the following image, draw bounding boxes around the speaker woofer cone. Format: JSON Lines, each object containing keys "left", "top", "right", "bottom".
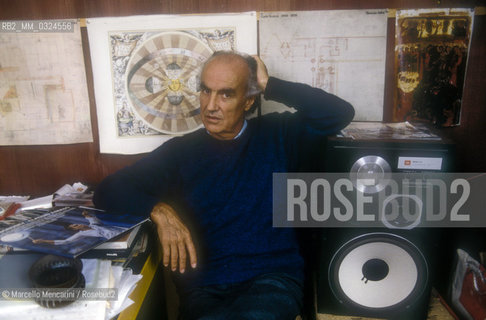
{"left": 328, "top": 232, "right": 428, "bottom": 316}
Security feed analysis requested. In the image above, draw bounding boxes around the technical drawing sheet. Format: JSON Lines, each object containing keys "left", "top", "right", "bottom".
{"left": 0, "top": 21, "right": 92, "bottom": 146}
{"left": 259, "top": 10, "right": 388, "bottom": 121}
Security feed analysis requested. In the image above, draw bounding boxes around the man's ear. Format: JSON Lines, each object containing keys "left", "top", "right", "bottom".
{"left": 244, "top": 96, "right": 255, "bottom": 112}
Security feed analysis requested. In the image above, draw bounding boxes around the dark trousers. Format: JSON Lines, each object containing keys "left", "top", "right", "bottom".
{"left": 178, "top": 273, "right": 304, "bottom": 320}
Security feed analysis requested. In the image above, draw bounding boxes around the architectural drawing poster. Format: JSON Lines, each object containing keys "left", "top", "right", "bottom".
{"left": 259, "top": 10, "right": 388, "bottom": 121}
{"left": 0, "top": 21, "right": 92, "bottom": 146}
{"left": 394, "top": 9, "right": 474, "bottom": 127}
{"left": 87, "top": 13, "right": 257, "bottom": 154}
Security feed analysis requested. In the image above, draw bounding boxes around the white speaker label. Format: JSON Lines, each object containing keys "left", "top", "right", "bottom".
{"left": 397, "top": 157, "right": 442, "bottom": 170}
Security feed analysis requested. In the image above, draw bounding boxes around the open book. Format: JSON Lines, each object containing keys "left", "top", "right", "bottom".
{"left": 0, "top": 207, "right": 147, "bottom": 258}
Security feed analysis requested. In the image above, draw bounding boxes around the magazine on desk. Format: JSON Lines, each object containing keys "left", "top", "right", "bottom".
{"left": 0, "top": 206, "right": 148, "bottom": 258}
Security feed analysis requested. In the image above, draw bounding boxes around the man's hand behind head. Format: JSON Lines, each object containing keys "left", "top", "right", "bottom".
{"left": 252, "top": 55, "right": 269, "bottom": 93}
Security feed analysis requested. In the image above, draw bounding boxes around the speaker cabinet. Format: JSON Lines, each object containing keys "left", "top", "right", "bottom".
{"left": 322, "top": 135, "right": 455, "bottom": 174}
{"left": 315, "top": 132, "right": 455, "bottom": 319}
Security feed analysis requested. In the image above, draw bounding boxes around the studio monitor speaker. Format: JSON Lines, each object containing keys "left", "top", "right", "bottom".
{"left": 315, "top": 132, "right": 454, "bottom": 319}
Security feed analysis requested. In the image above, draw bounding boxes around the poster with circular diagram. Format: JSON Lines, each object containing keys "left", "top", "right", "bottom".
{"left": 111, "top": 29, "right": 234, "bottom": 136}
{"left": 87, "top": 13, "right": 258, "bottom": 154}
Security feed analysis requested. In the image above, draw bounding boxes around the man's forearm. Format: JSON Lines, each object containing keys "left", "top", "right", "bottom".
{"left": 263, "top": 76, "right": 355, "bottom": 133}
{"left": 93, "top": 171, "right": 160, "bottom": 216}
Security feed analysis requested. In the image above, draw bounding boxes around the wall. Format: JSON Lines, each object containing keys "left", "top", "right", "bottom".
{"left": 0, "top": 0, "right": 485, "bottom": 196}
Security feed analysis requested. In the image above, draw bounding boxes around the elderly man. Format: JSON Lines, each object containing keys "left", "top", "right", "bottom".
{"left": 93, "top": 51, "right": 354, "bottom": 319}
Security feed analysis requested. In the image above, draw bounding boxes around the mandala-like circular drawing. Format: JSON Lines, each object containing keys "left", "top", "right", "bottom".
{"left": 126, "top": 31, "right": 213, "bottom": 134}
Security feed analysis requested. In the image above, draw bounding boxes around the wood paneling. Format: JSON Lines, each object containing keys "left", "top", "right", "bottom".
{"left": 447, "top": 14, "right": 486, "bottom": 172}
{"left": 0, "top": 0, "right": 485, "bottom": 196}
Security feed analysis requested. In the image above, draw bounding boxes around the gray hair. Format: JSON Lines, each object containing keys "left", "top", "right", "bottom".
{"left": 201, "top": 51, "right": 261, "bottom": 114}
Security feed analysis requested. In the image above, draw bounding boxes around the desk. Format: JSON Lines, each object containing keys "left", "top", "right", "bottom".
{"left": 0, "top": 222, "right": 164, "bottom": 320}
{"left": 117, "top": 247, "right": 161, "bottom": 319}
{"left": 117, "top": 233, "right": 179, "bottom": 320}
{"left": 117, "top": 229, "right": 169, "bottom": 320}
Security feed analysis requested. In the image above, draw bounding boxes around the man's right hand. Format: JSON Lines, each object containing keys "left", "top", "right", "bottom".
{"left": 253, "top": 55, "right": 269, "bottom": 92}
{"left": 150, "top": 202, "right": 197, "bottom": 273}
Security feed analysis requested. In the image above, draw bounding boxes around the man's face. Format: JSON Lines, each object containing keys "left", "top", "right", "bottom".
{"left": 199, "top": 56, "right": 255, "bottom": 140}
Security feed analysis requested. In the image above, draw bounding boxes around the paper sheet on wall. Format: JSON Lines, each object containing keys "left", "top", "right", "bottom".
{"left": 0, "top": 21, "right": 93, "bottom": 145}
{"left": 87, "top": 12, "right": 257, "bottom": 154}
{"left": 259, "top": 10, "right": 388, "bottom": 121}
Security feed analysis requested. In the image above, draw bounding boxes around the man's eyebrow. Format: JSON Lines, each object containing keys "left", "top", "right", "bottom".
{"left": 199, "top": 82, "right": 209, "bottom": 91}
{"left": 199, "top": 83, "right": 236, "bottom": 95}
{"left": 218, "top": 88, "right": 236, "bottom": 95}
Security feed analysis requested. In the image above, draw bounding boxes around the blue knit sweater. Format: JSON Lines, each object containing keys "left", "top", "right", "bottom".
{"left": 93, "top": 77, "right": 354, "bottom": 291}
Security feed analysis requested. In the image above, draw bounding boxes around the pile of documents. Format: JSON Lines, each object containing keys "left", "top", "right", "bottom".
{"left": 0, "top": 182, "right": 150, "bottom": 319}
